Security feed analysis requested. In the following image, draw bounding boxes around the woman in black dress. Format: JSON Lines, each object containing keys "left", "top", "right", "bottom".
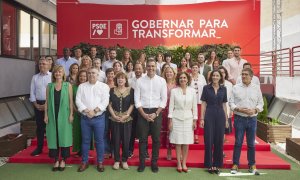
{"left": 108, "top": 72, "right": 134, "bottom": 170}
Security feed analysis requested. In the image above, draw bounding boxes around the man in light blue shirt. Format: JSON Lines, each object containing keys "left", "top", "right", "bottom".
{"left": 56, "top": 47, "right": 78, "bottom": 76}
{"left": 29, "top": 57, "right": 52, "bottom": 156}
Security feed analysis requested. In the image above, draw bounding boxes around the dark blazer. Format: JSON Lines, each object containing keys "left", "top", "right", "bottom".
{"left": 201, "top": 64, "right": 211, "bottom": 83}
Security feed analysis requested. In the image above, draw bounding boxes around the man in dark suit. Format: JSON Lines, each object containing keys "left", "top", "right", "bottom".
{"left": 197, "top": 53, "right": 211, "bottom": 83}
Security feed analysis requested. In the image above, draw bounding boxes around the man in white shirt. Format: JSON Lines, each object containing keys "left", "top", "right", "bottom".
{"left": 56, "top": 47, "right": 78, "bottom": 76}
{"left": 76, "top": 67, "right": 110, "bottom": 173}
{"left": 229, "top": 68, "right": 263, "bottom": 175}
{"left": 128, "top": 62, "right": 144, "bottom": 158}
{"left": 223, "top": 46, "right": 247, "bottom": 85}
{"left": 236, "top": 63, "right": 260, "bottom": 86}
{"left": 102, "top": 49, "right": 119, "bottom": 73}
{"left": 134, "top": 59, "right": 167, "bottom": 173}
{"left": 93, "top": 58, "right": 106, "bottom": 83}
{"left": 29, "top": 57, "right": 52, "bottom": 156}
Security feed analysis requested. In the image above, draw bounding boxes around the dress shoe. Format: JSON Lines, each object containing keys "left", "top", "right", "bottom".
{"left": 176, "top": 168, "right": 182, "bottom": 173}
{"left": 77, "top": 163, "right": 89, "bottom": 172}
{"left": 182, "top": 168, "right": 188, "bottom": 173}
{"left": 31, "top": 148, "right": 42, "bottom": 156}
{"left": 151, "top": 163, "right": 159, "bottom": 173}
{"left": 208, "top": 168, "right": 214, "bottom": 174}
{"left": 97, "top": 163, "right": 105, "bottom": 172}
{"left": 214, "top": 168, "right": 220, "bottom": 175}
{"left": 137, "top": 163, "right": 145, "bottom": 172}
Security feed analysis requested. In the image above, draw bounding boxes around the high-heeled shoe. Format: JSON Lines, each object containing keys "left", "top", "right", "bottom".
{"left": 182, "top": 168, "right": 188, "bottom": 173}
{"left": 177, "top": 168, "right": 182, "bottom": 173}
{"left": 59, "top": 160, "right": 66, "bottom": 171}
{"left": 52, "top": 161, "right": 59, "bottom": 172}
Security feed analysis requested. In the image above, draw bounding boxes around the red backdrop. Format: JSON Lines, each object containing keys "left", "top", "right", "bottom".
{"left": 57, "top": 0, "right": 260, "bottom": 71}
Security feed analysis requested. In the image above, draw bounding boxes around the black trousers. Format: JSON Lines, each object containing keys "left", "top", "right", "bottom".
{"left": 137, "top": 108, "right": 162, "bottom": 164}
{"left": 129, "top": 108, "right": 138, "bottom": 153}
{"left": 111, "top": 121, "right": 132, "bottom": 162}
{"left": 34, "top": 100, "right": 46, "bottom": 150}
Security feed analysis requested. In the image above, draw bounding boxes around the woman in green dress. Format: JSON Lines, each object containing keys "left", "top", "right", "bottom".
{"left": 72, "top": 69, "right": 88, "bottom": 157}
{"left": 44, "top": 65, "right": 73, "bottom": 171}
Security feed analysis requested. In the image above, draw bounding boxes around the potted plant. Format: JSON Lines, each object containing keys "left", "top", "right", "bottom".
{"left": 256, "top": 96, "right": 292, "bottom": 143}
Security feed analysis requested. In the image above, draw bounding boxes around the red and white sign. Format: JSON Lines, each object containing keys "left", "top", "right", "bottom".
{"left": 57, "top": 0, "right": 260, "bottom": 70}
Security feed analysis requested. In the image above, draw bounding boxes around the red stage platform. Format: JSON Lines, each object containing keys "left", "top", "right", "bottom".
{"left": 8, "top": 133, "right": 290, "bottom": 170}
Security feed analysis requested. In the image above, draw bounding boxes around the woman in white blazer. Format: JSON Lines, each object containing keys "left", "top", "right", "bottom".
{"left": 168, "top": 72, "right": 198, "bottom": 173}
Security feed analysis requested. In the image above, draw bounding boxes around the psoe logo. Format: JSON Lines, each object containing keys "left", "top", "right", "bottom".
{"left": 90, "top": 20, "right": 109, "bottom": 39}
{"left": 90, "top": 20, "right": 128, "bottom": 39}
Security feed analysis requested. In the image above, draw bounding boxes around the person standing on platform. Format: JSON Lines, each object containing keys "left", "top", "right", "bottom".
{"left": 44, "top": 65, "right": 73, "bottom": 171}
{"left": 156, "top": 53, "right": 165, "bottom": 76}
{"left": 76, "top": 67, "right": 110, "bottom": 173}
{"left": 73, "top": 47, "right": 82, "bottom": 65}
{"left": 197, "top": 53, "right": 211, "bottom": 83}
{"left": 29, "top": 57, "right": 52, "bottom": 156}
{"left": 46, "top": 55, "right": 55, "bottom": 72}
{"left": 108, "top": 72, "right": 134, "bottom": 170}
{"left": 102, "top": 49, "right": 119, "bottom": 73}
{"left": 168, "top": 72, "right": 198, "bottom": 173}
{"left": 72, "top": 70, "right": 88, "bottom": 157}
{"left": 229, "top": 68, "right": 263, "bottom": 175}
{"left": 200, "top": 69, "right": 227, "bottom": 174}
{"left": 121, "top": 50, "right": 132, "bottom": 69}
{"left": 103, "top": 68, "right": 115, "bottom": 159}
{"left": 178, "top": 58, "right": 192, "bottom": 74}
{"left": 128, "top": 62, "right": 144, "bottom": 158}
{"left": 89, "top": 46, "right": 100, "bottom": 61}
{"left": 222, "top": 46, "right": 247, "bottom": 85}
{"left": 161, "top": 66, "right": 177, "bottom": 160}
{"left": 134, "top": 59, "right": 167, "bottom": 173}
{"left": 236, "top": 63, "right": 260, "bottom": 86}
{"left": 66, "top": 63, "right": 79, "bottom": 85}
{"left": 190, "top": 63, "right": 207, "bottom": 144}
{"left": 93, "top": 58, "right": 106, "bottom": 83}
{"left": 56, "top": 47, "right": 77, "bottom": 76}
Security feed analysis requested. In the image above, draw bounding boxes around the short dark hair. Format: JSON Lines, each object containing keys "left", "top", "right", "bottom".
{"left": 243, "top": 62, "right": 252, "bottom": 68}
{"left": 208, "top": 69, "right": 224, "bottom": 84}
{"left": 242, "top": 68, "right": 253, "bottom": 77}
{"left": 105, "top": 68, "right": 114, "bottom": 76}
{"left": 164, "top": 53, "right": 172, "bottom": 59}
{"left": 109, "top": 48, "right": 116, "bottom": 53}
{"left": 176, "top": 72, "right": 191, "bottom": 86}
{"left": 233, "top": 45, "right": 241, "bottom": 50}
{"left": 147, "top": 57, "right": 156, "bottom": 65}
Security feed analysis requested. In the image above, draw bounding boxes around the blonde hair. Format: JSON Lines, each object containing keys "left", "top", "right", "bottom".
{"left": 80, "top": 55, "right": 92, "bottom": 70}
{"left": 162, "top": 66, "right": 176, "bottom": 83}
{"left": 52, "top": 65, "right": 66, "bottom": 82}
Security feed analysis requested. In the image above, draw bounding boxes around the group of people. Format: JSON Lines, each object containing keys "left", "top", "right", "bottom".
{"left": 29, "top": 45, "right": 263, "bottom": 175}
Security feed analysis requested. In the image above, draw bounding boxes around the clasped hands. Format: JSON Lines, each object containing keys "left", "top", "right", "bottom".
{"left": 237, "top": 108, "right": 257, "bottom": 116}
{"left": 143, "top": 113, "right": 157, "bottom": 122}
{"left": 112, "top": 114, "right": 130, "bottom": 123}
